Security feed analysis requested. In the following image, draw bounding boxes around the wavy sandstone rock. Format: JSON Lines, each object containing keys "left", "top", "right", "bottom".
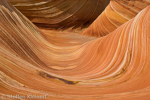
{"left": 0, "top": 0, "right": 150, "bottom": 100}
{"left": 9, "top": 0, "right": 110, "bottom": 30}
{"left": 82, "top": 0, "right": 150, "bottom": 37}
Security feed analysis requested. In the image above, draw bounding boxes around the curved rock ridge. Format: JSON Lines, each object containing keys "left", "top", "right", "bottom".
{"left": 9, "top": 0, "right": 110, "bottom": 30}
{"left": 0, "top": 0, "right": 150, "bottom": 100}
{"left": 82, "top": 0, "right": 150, "bottom": 37}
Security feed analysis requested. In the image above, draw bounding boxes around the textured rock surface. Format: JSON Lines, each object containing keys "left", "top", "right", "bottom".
{"left": 9, "top": 0, "right": 110, "bottom": 30}
{"left": 82, "top": 0, "right": 150, "bottom": 37}
{"left": 0, "top": 0, "right": 150, "bottom": 100}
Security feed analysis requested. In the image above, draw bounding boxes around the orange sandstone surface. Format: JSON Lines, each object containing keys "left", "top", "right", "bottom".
{"left": 82, "top": 0, "right": 150, "bottom": 37}
{"left": 0, "top": 0, "right": 150, "bottom": 100}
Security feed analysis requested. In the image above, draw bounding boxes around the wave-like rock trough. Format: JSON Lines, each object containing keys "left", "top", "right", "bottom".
{"left": 0, "top": 0, "right": 150, "bottom": 100}
{"left": 9, "top": 0, "right": 110, "bottom": 30}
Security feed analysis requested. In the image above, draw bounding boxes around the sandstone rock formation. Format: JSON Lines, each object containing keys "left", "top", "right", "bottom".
{"left": 9, "top": 0, "right": 110, "bottom": 30}
{"left": 82, "top": 0, "right": 150, "bottom": 37}
{"left": 0, "top": 0, "right": 150, "bottom": 100}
